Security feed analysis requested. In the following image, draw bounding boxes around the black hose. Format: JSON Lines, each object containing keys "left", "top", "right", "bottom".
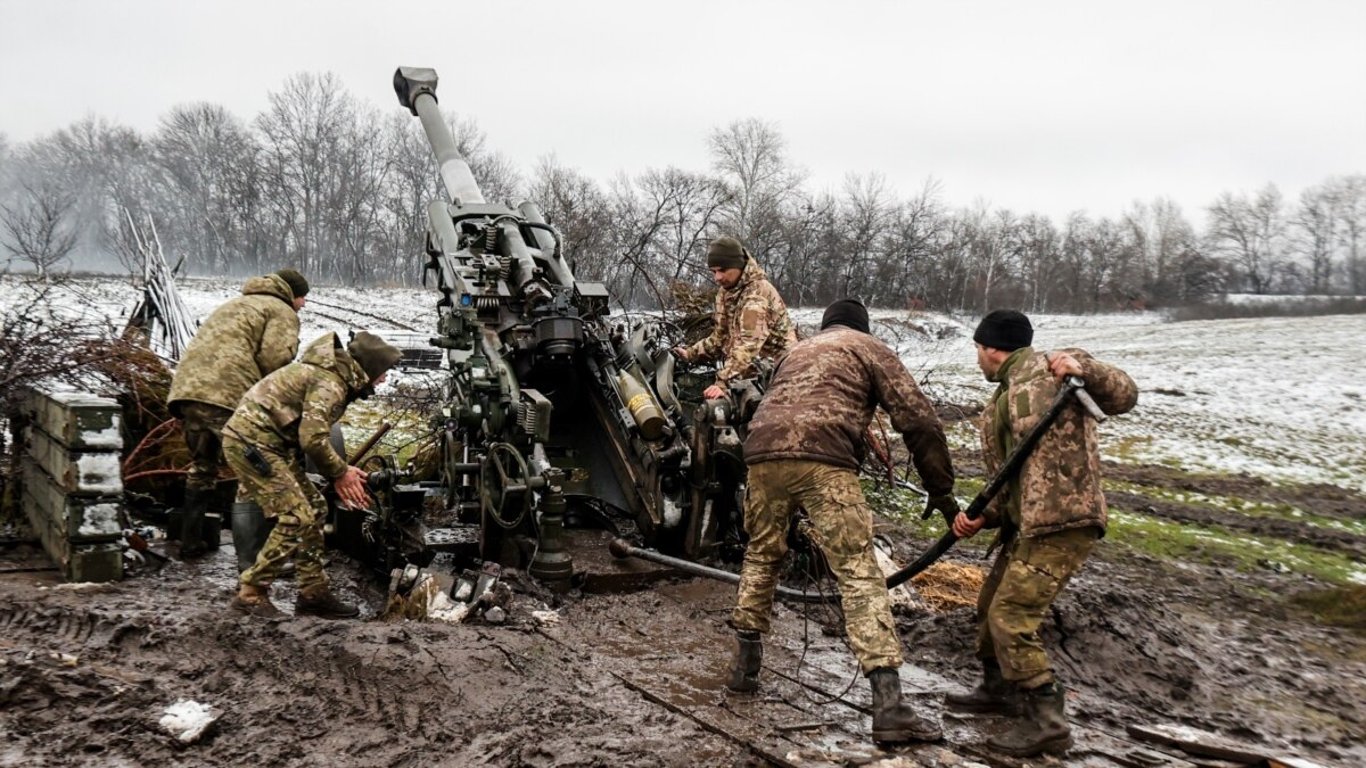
{"left": 607, "top": 538, "right": 832, "bottom": 604}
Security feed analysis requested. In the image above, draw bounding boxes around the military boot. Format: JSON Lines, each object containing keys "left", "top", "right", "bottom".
{"left": 868, "top": 667, "right": 943, "bottom": 744}
{"left": 178, "top": 488, "right": 209, "bottom": 559}
{"left": 296, "top": 589, "right": 360, "bottom": 620}
{"left": 725, "top": 630, "right": 763, "bottom": 693}
{"left": 945, "top": 658, "right": 1021, "bottom": 715}
{"left": 231, "top": 500, "right": 274, "bottom": 573}
{"left": 987, "top": 681, "right": 1073, "bottom": 757}
{"left": 229, "top": 583, "right": 281, "bottom": 618}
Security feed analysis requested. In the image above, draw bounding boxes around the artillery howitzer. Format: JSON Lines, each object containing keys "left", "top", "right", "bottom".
{"left": 326, "top": 67, "right": 761, "bottom": 591}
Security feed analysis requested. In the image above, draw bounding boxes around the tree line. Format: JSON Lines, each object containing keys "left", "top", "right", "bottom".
{"left": 1, "top": 71, "right": 1363, "bottom": 312}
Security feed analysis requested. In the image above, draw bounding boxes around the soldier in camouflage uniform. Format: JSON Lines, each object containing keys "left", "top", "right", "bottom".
{"left": 672, "top": 236, "right": 795, "bottom": 399}
{"left": 224, "top": 331, "right": 401, "bottom": 620}
{"left": 729, "top": 299, "right": 958, "bottom": 745}
{"left": 948, "top": 310, "right": 1137, "bottom": 758}
{"left": 167, "top": 269, "right": 309, "bottom": 558}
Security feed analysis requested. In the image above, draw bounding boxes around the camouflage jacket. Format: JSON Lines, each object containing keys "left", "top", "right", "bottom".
{"left": 743, "top": 327, "right": 955, "bottom": 495}
{"left": 224, "top": 333, "right": 371, "bottom": 481}
{"left": 980, "top": 347, "right": 1138, "bottom": 538}
{"left": 168, "top": 274, "right": 300, "bottom": 416}
{"left": 683, "top": 260, "right": 796, "bottom": 384}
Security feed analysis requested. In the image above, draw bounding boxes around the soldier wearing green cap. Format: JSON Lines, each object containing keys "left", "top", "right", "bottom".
{"left": 672, "top": 236, "right": 795, "bottom": 399}
{"left": 166, "top": 270, "right": 309, "bottom": 558}
{"left": 225, "top": 330, "right": 402, "bottom": 620}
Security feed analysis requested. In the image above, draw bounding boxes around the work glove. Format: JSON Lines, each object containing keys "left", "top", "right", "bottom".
{"left": 920, "top": 493, "right": 960, "bottom": 528}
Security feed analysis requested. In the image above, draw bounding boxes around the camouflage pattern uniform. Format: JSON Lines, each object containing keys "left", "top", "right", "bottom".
{"left": 168, "top": 273, "right": 301, "bottom": 492}
{"left": 975, "top": 346, "right": 1138, "bottom": 687}
{"left": 681, "top": 260, "right": 796, "bottom": 385}
{"left": 223, "top": 333, "right": 371, "bottom": 596}
{"left": 735, "top": 327, "right": 955, "bottom": 674}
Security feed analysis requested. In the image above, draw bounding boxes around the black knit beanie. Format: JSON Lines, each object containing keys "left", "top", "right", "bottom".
{"left": 820, "top": 298, "right": 870, "bottom": 334}
{"left": 973, "top": 310, "right": 1033, "bottom": 351}
{"left": 348, "top": 331, "right": 402, "bottom": 381}
{"left": 275, "top": 268, "right": 309, "bottom": 299}
{"left": 706, "top": 236, "right": 748, "bottom": 270}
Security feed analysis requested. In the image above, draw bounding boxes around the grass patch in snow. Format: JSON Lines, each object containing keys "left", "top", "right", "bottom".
{"left": 1105, "top": 479, "right": 1366, "bottom": 536}
{"left": 1106, "top": 510, "right": 1365, "bottom": 586}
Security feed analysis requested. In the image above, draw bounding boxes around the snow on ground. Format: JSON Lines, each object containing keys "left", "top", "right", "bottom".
{"left": 5, "top": 275, "right": 1364, "bottom": 492}
{"left": 873, "top": 309, "right": 1366, "bottom": 493}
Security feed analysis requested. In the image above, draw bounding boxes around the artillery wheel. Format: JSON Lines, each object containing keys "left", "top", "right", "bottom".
{"left": 480, "top": 442, "right": 532, "bottom": 529}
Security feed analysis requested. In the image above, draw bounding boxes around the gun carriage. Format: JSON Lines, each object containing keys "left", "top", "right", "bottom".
{"left": 328, "top": 68, "right": 763, "bottom": 590}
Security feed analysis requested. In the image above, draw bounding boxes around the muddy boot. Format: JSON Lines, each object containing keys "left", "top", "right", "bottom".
{"left": 945, "top": 658, "right": 1020, "bottom": 715}
{"left": 230, "top": 500, "right": 274, "bottom": 573}
{"left": 868, "top": 667, "right": 943, "bottom": 744}
{"left": 296, "top": 589, "right": 360, "bottom": 620}
{"left": 178, "top": 489, "right": 209, "bottom": 559}
{"left": 987, "top": 681, "right": 1073, "bottom": 757}
{"left": 230, "top": 584, "right": 281, "bottom": 618}
{"left": 725, "top": 630, "right": 763, "bottom": 693}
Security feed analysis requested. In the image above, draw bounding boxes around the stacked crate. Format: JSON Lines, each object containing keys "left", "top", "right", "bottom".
{"left": 19, "top": 387, "right": 125, "bottom": 582}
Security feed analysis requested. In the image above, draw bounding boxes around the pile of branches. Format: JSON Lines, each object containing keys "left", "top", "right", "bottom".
{"left": 0, "top": 274, "right": 191, "bottom": 519}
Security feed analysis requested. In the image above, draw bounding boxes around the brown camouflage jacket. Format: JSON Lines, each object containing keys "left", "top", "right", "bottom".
{"left": 980, "top": 346, "right": 1138, "bottom": 538}
{"left": 225, "top": 333, "right": 371, "bottom": 481}
{"left": 168, "top": 274, "right": 300, "bottom": 415}
{"left": 683, "top": 260, "right": 796, "bottom": 384}
{"left": 743, "top": 327, "right": 955, "bottom": 495}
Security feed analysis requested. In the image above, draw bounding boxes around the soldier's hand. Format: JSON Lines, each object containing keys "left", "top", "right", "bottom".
{"left": 921, "top": 493, "right": 960, "bottom": 527}
{"left": 703, "top": 383, "right": 726, "bottom": 400}
{"left": 334, "top": 465, "right": 372, "bottom": 510}
{"left": 1046, "top": 351, "right": 1083, "bottom": 381}
{"left": 952, "top": 512, "right": 986, "bottom": 539}
{"left": 671, "top": 346, "right": 689, "bottom": 362}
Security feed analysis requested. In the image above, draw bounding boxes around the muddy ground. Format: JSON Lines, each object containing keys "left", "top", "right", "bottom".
{"left": 1, "top": 460, "right": 1362, "bottom": 768}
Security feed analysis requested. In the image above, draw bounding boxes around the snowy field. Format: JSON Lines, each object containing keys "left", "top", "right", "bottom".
{"left": 6, "top": 275, "right": 1365, "bottom": 493}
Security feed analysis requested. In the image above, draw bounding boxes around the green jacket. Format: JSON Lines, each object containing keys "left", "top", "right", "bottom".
{"left": 168, "top": 274, "right": 300, "bottom": 415}
{"left": 980, "top": 347, "right": 1138, "bottom": 537}
{"left": 225, "top": 333, "right": 371, "bottom": 481}
{"left": 683, "top": 260, "right": 796, "bottom": 384}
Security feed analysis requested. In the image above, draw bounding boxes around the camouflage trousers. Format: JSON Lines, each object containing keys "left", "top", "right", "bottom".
{"left": 975, "top": 526, "right": 1099, "bottom": 688}
{"left": 732, "top": 460, "right": 903, "bottom": 674}
{"left": 179, "top": 402, "right": 234, "bottom": 492}
{"left": 223, "top": 435, "right": 328, "bottom": 595}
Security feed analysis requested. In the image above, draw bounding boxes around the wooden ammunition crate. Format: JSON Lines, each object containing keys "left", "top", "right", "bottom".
{"left": 17, "top": 387, "right": 125, "bottom": 583}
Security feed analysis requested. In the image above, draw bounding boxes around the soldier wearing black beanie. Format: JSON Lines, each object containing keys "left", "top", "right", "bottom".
{"left": 972, "top": 310, "right": 1033, "bottom": 351}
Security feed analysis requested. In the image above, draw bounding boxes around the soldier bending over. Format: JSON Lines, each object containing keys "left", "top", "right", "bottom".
{"left": 728, "top": 299, "right": 958, "bottom": 745}
{"left": 225, "top": 331, "right": 401, "bottom": 619}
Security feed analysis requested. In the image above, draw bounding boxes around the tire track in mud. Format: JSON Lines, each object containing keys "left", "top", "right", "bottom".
{"left": 305, "top": 298, "right": 422, "bottom": 333}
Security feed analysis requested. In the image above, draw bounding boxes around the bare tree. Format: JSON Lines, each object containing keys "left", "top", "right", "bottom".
{"left": 151, "top": 102, "right": 260, "bottom": 276}
{"left": 255, "top": 72, "right": 359, "bottom": 280}
{"left": 708, "top": 119, "right": 804, "bottom": 243}
{"left": 840, "top": 172, "right": 893, "bottom": 301}
{"left": 0, "top": 178, "right": 79, "bottom": 280}
{"left": 526, "top": 155, "right": 613, "bottom": 280}
{"left": 1292, "top": 184, "right": 1340, "bottom": 294}
{"left": 1326, "top": 175, "right": 1366, "bottom": 294}
{"left": 1205, "top": 185, "right": 1286, "bottom": 294}
{"left": 634, "top": 167, "right": 730, "bottom": 282}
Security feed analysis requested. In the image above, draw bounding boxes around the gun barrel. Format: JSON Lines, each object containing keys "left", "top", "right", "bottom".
{"left": 393, "top": 67, "right": 485, "bottom": 205}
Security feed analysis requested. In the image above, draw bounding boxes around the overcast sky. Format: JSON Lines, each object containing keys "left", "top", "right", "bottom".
{"left": 1, "top": 0, "right": 1362, "bottom": 222}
